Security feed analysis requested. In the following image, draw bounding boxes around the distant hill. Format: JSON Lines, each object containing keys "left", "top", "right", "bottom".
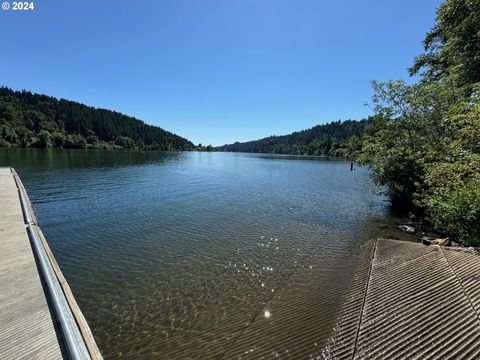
{"left": 216, "top": 119, "right": 373, "bottom": 157}
{"left": 0, "top": 87, "right": 194, "bottom": 151}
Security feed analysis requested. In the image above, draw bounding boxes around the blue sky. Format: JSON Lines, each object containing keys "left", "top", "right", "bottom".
{"left": 0, "top": 0, "right": 442, "bottom": 146}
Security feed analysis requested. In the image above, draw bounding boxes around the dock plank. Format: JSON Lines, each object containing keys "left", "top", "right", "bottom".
{"left": 0, "top": 168, "right": 65, "bottom": 359}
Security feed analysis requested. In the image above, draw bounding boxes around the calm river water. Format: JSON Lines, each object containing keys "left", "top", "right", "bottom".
{"left": 0, "top": 149, "right": 417, "bottom": 359}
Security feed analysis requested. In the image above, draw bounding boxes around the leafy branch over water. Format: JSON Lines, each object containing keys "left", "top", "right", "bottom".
{"left": 360, "top": 0, "right": 480, "bottom": 246}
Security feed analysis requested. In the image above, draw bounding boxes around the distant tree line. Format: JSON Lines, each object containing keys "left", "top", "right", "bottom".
{"left": 215, "top": 119, "right": 372, "bottom": 158}
{"left": 0, "top": 87, "right": 194, "bottom": 151}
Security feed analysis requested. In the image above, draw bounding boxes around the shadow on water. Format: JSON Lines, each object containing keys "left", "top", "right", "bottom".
{"left": 0, "top": 148, "right": 431, "bottom": 359}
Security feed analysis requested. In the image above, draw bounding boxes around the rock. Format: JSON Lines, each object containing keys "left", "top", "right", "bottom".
{"left": 430, "top": 237, "right": 450, "bottom": 246}
{"left": 422, "top": 237, "right": 450, "bottom": 246}
{"left": 397, "top": 224, "right": 416, "bottom": 234}
{"left": 408, "top": 212, "right": 417, "bottom": 221}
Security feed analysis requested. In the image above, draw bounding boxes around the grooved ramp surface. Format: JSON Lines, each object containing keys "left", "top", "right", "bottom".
{"left": 0, "top": 168, "right": 64, "bottom": 359}
{"left": 325, "top": 238, "right": 480, "bottom": 359}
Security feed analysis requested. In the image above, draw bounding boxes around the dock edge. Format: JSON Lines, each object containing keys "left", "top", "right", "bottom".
{"left": 10, "top": 168, "right": 103, "bottom": 360}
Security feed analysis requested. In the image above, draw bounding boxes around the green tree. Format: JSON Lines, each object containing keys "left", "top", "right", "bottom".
{"left": 51, "top": 132, "right": 65, "bottom": 148}
{"left": 410, "top": 0, "right": 480, "bottom": 92}
{"left": 0, "top": 126, "right": 18, "bottom": 145}
{"left": 16, "top": 127, "right": 31, "bottom": 147}
{"left": 86, "top": 134, "right": 98, "bottom": 144}
{"left": 34, "top": 130, "right": 52, "bottom": 148}
{"left": 64, "top": 134, "right": 87, "bottom": 149}
{"left": 361, "top": 0, "right": 480, "bottom": 245}
{"left": 115, "top": 136, "right": 136, "bottom": 149}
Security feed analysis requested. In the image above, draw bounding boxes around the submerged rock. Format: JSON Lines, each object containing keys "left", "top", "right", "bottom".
{"left": 397, "top": 224, "right": 416, "bottom": 234}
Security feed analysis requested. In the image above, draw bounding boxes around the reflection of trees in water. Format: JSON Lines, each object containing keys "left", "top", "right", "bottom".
{"left": 0, "top": 148, "right": 185, "bottom": 170}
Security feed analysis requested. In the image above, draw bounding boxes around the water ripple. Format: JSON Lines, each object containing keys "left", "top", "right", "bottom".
{"left": 0, "top": 149, "right": 409, "bottom": 359}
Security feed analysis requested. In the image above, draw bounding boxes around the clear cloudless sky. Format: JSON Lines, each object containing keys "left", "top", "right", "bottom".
{"left": 0, "top": 0, "right": 442, "bottom": 146}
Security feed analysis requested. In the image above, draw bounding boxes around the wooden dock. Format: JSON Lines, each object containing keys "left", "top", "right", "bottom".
{"left": 0, "top": 168, "right": 102, "bottom": 360}
{"left": 325, "top": 238, "right": 480, "bottom": 359}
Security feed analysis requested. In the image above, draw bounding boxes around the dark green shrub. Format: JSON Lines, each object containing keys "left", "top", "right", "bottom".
{"left": 32, "top": 130, "right": 52, "bottom": 148}
{"left": 114, "top": 136, "right": 135, "bottom": 149}
{"left": 428, "top": 181, "right": 480, "bottom": 246}
{"left": 64, "top": 134, "right": 87, "bottom": 149}
{"left": 51, "top": 132, "right": 65, "bottom": 148}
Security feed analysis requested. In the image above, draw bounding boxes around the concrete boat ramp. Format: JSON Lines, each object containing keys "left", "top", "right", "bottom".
{"left": 325, "top": 238, "right": 480, "bottom": 359}
{"left": 0, "top": 168, "right": 101, "bottom": 360}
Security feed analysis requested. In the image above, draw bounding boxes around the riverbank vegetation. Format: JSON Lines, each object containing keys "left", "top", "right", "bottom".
{"left": 361, "top": 0, "right": 480, "bottom": 246}
{"left": 0, "top": 87, "right": 194, "bottom": 151}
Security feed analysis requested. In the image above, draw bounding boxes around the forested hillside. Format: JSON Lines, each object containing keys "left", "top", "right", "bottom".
{"left": 0, "top": 87, "right": 194, "bottom": 150}
{"left": 360, "top": 0, "right": 480, "bottom": 246}
{"left": 216, "top": 119, "right": 372, "bottom": 157}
